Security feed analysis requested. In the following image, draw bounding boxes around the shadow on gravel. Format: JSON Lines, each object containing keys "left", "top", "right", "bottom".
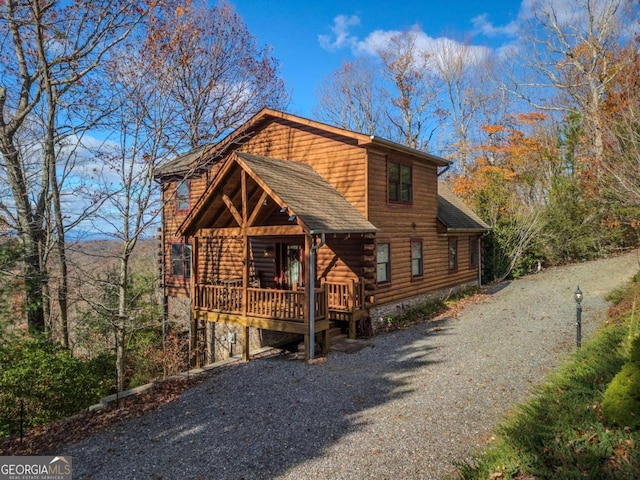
{"left": 68, "top": 321, "right": 454, "bottom": 479}
{"left": 482, "top": 280, "right": 511, "bottom": 295}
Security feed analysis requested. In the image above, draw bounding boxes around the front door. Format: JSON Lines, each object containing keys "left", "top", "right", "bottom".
{"left": 275, "top": 242, "right": 304, "bottom": 290}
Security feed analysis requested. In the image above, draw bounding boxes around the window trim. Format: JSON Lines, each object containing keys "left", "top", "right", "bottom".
{"left": 448, "top": 237, "right": 458, "bottom": 272}
{"left": 469, "top": 236, "right": 479, "bottom": 269}
{"left": 175, "top": 181, "right": 190, "bottom": 213}
{"left": 411, "top": 238, "right": 424, "bottom": 279}
{"left": 170, "top": 241, "right": 192, "bottom": 280}
{"left": 387, "top": 159, "right": 413, "bottom": 205}
{"left": 376, "top": 241, "right": 391, "bottom": 286}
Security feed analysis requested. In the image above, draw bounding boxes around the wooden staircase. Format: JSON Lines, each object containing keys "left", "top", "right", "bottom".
{"left": 328, "top": 321, "right": 347, "bottom": 342}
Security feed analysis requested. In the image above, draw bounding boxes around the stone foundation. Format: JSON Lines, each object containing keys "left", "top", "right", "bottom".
{"left": 369, "top": 281, "right": 478, "bottom": 333}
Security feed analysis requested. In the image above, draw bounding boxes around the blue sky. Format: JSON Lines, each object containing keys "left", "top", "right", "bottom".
{"left": 231, "top": 0, "right": 525, "bottom": 117}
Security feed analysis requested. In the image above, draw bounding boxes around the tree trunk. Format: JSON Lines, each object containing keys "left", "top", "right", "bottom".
{"left": 0, "top": 139, "right": 48, "bottom": 333}
{"left": 115, "top": 249, "right": 131, "bottom": 392}
{"left": 23, "top": 239, "right": 46, "bottom": 333}
{"left": 115, "top": 321, "right": 127, "bottom": 392}
{"left": 50, "top": 155, "right": 70, "bottom": 348}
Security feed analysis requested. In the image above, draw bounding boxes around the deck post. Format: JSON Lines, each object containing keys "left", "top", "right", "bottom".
{"left": 304, "top": 233, "right": 312, "bottom": 361}
{"left": 190, "top": 236, "right": 199, "bottom": 367}
{"left": 242, "top": 326, "right": 250, "bottom": 361}
{"left": 241, "top": 171, "right": 250, "bottom": 361}
{"left": 321, "top": 282, "right": 330, "bottom": 355}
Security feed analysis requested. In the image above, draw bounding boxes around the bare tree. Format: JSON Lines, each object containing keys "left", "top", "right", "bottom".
{"left": 144, "top": 0, "right": 289, "bottom": 150}
{"left": 0, "top": 0, "right": 147, "bottom": 335}
{"left": 433, "top": 39, "right": 504, "bottom": 173}
{"left": 376, "top": 29, "right": 444, "bottom": 149}
{"left": 83, "top": 0, "right": 289, "bottom": 391}
{"left": 509, "top": 0, "right": 635, "bottom": 164}
{"left": 600, "top": 44, "right": 640, "bottom": 216}
{"left": 89, "top": 49, "right": 171, "bottom": 391}
{"left": 314, "top": 58, "right": 384, "bottom": 134}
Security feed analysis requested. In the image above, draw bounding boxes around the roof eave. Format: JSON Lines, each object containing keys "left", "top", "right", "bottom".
{"left": 364, "top": 136, "right": 451, "bottom": 167}
{"left": 437, "top": 225, "right": 490, "bottom": 234}
{"left": 309, "top": 227, "right": 379, "bottom": 235}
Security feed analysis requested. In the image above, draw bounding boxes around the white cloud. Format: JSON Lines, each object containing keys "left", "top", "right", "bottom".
{"left": 319, "top": 15, "right": 494, "bottom": 70}
{"left": 318, "top": 14, "right": 361, "bottom": 51}
{"left": 476, "top": 0, "right": 639, "bottom": 41}
{"left": 471, "top": 13, "right": 520, "bottom": 37}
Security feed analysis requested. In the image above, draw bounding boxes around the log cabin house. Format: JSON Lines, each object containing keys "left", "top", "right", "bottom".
{"left": 155, "top": 109, "right": 489, "bottom": 363}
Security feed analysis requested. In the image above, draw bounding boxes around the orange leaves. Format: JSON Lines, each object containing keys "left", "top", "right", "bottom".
{"left": 482, "top": 124, "right": 505, "bottom": 136}
{"left": 515, "top": 112, "right": 548, "bottom": 125}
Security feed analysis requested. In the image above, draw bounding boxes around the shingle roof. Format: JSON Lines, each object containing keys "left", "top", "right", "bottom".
{"left": 155, "top": 144, "right": 213, "bottom": 177}
{"left": 154, "top": 108, "right": 452, "bottom": 179}
{"left": 235, "top": 152, "right": 378, "bottom": 234}
{"left": 437, "top": 183, "right": 490, "bottom": 232}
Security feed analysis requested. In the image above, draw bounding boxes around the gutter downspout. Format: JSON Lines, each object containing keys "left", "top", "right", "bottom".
{"left": 308, "top": 232, "right": 326, "bottom": 361}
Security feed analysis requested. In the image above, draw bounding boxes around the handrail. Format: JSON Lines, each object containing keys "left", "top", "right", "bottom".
{"left": 323, "top": 278, "right": 364, "bottom": 311}
{"left": 194, "top": 284, "right": 327, "bottom": 322}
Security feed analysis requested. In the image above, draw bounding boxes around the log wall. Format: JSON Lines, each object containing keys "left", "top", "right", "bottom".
{"left": 366, "top": 149, "right": 479, "bottom": 307}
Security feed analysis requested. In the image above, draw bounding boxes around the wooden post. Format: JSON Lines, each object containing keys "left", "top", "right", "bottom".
{"left": 242, "top": 326, "right": 250, "bottom": 361}
{"left": 241, "top": 171, "right": 250, "bottom": 361}
{"left": 321, "top": 282, "right": 330, "bottom": 355}
{"left": 303, "top": 233, "right": 312, "bottom": 361}
{"left": 186, "top": 236, "right": 195, "bottom": 366}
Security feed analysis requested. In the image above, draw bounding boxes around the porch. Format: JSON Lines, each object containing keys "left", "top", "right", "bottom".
{"left": 192, "top": 278, "right": 366, "bottom": 339}
{"left": 177, "top": 152, "right": 378, "bottom": 362}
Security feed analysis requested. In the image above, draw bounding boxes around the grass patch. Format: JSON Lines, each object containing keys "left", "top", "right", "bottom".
{"left": 383, "top": 286, "right": 480, "bottom": 331}
{"left": 452, "top": 273, "right": 640, "bottom": 480}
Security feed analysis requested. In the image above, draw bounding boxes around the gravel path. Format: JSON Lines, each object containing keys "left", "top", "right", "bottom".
{"left": 66, "top": 251, "right": 640, "bottom": 480}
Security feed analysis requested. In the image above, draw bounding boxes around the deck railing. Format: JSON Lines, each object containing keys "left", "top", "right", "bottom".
{"left": 195, "top": 284, "right": 243, "bottom": 314}
{"left": 246, "top": 288, "right": 305, "bottom": 321}
{"left": 324, "top": 279, "right": 364, "bottom": 312}
{"left": 194, "top": 284, "right": 327, "bottom": 322}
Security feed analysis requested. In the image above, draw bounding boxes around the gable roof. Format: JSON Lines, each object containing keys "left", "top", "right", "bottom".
{"left": 154, "top": 144, "right": 212, "bottom": 178}
{"left": 178, "top": 151, "right": 378, "bottom": 237}
{"left": 155, "top": 108, "right": 450, "bottom": 179}
{"left": 437, "top": 184, "right": 490, "bottom": 233}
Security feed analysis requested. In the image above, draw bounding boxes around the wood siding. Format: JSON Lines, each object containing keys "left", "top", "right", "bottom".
{"left": 367, "top": 149, "right": 479, "bottom": 306}
{"left": 159, "top": 114, "right": 481, "bottom": 310}
{"left": 161, "top": 175, "right": 208, "bottom": 298}
{"left": 240, "top": 119, "right": 368, "bottom": 216}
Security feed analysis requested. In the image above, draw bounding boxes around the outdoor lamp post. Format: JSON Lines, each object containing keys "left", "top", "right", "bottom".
{"left": 574, "top": 286, "right": 583, "bottom": 349}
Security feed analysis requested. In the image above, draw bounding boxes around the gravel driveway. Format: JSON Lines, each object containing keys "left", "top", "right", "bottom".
{"left": 66, "top": 251, "right": 640, "bottom": 480}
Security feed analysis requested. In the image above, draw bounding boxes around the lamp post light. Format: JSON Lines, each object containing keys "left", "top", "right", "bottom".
{"left": 574, "top": 286, "right": 583, "bottom": 349}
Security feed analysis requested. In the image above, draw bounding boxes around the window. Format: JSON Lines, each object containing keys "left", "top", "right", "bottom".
{"left": 411, "top": 240, "right": 423, "bottom": 278}
{"left": 170, "top": 242, "right": 192, "bottom": 279}
{"left": 448, "top": 237, "right": 458, "bottom": 271}
{"left": 175, "top": 181, "right": 189, "bottom": 212}
{"left": 388, "top": 161, "right": 412, "bottom": 204}
{"left": 470, "top": 237, "right": 479, "bottom": 268}
{"left": 376, "top": 243, "right": 391, "bottom": 284}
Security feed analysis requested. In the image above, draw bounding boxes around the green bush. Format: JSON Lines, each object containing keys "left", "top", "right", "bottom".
{"left": 602, "top": 362, "right": 640, "bottom": 429}
{"left": 603, "top": 335, "right": 640, "bottom": 429}
{"left": 0, "top": 336, "right": 115, "bottom": 438}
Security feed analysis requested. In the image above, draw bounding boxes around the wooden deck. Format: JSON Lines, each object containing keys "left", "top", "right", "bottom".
{"left": 193, "top": 279, "right": 366, "bottom": 338}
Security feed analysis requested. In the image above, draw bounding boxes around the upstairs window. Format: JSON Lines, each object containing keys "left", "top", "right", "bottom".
{"left": 448, "top": 237, "right": 458, "bottom": 272}
{"left": 170, "top": 242, "right": 192, "bottom": 279}
{"left": 175, "top": 181, "right": 189, "bottom": 213}
{"left": 388, "top": 161, "right": 412, "bottom": 204}
{"left": 411, "top": 240, "right": 423, "bottom": 278}
{"left": 376, "top": 243, "right": 391, "bottom": 284}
